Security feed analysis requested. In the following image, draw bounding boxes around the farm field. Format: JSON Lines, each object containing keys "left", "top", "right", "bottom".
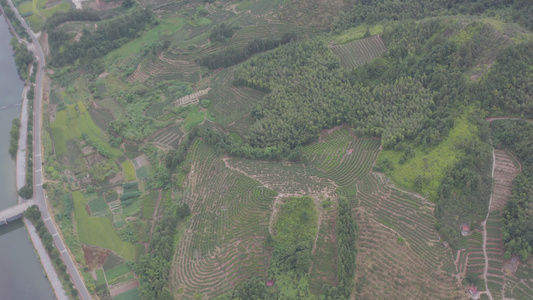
{"left": 170, "top": 139, "right": 276, "bottom": 298}
{"left": 121, "top": 160, "right": 136, "bottom": 181}
{"left": 206, "top": 68, "right": 265, "bottom": 126}
{"left": 490, "top": 149, "right": 519, "bottom": 212}
{"left": 128, "top": 52, "right": 200, "bottom": 84}
{"left": 50, "top": 102, "right": 121, "bottom": 157}
{"left": 73, "top": 191, "right": 137, "bottom": 260}
{"left": 459, "top": 148, "right": 532, "bottom": 299}
{"left": 330, "top": 35, "right": 387, "bottom": 69}
{"left": 221, "top": 127, "right": 463, "bottom": 298}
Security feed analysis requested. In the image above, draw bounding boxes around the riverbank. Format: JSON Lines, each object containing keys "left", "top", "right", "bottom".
{"left": 16, "top": 84, "right": 68, "bottom": 300}
{"left": 2, "top": 6, "right": 68, "bottom": 299}
{"left": 0, "top": 3, "right": 20, "bottom": 40}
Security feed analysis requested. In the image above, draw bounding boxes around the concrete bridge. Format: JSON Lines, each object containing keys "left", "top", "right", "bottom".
{"left": 0, "top": 200, "right": 35, "bottom": 225}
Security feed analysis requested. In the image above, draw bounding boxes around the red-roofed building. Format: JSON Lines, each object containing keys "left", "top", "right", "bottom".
{"left": 266, "top": 280, "right": 275, "bottom": 287}
{"left": 468, "top": 285, "right": 479, "bottom": 299}
{"left": 347, "top": 149, "right": 353, "bottom": 154}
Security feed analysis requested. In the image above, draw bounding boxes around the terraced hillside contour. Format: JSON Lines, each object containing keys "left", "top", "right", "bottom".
{"left": 330, "top": 35, "right": 387, "bottom": 69}
{"left": 460, "top": 149, "right": 526, "bottom": 300}
{"left": 128, "top": 52, "right": 200, "bottom": 83}
{"left": 490, "top": 149, "right": 519, "bottom": 212}
{"left": 170, "top": 140, "right": 276, "bottom": 298}
{"left": 176, "top": 88, "right": 210, "bottom": 107}
{"left": 354, "top": 173, "right": 462, "bottom": 299}
{"left": 170, "top": 127, "right": 465, "bottom": 298}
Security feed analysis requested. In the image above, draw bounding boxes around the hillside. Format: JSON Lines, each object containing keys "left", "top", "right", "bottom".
{"left": 18, "top": 0, "right": 533, "bottom": 299}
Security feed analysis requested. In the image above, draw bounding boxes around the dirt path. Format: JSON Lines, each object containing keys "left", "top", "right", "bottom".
{"left": 481, "top": 148, "right": 496, "bottom": 300}
{"left": 147, "top": 189, "right": 163, "bottom": 250}
{"left": 222, "top": 156, "right": 273, "bottom": 191}
{"left": 485, "top": 117, "right": 533, "bottom": 123}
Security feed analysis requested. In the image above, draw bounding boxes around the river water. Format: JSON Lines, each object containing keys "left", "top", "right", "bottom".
{"left": 0, "top": 17, "right": 55, "bottom": 300}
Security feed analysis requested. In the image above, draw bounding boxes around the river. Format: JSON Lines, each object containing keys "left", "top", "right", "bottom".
{"left": 0, "top": 16, "right": 55, "bottom": 300}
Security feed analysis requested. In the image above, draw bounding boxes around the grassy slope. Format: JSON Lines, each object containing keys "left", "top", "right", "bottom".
{"left": 105, "top": 17, "right": 185, "bottom": 63}
{"left": 73, "top": 191, "right": 136, "bottom": 260}
{"left": 50, "top": 102, "right": 121, "bottom": 157}
{"left": 274, "top": 196, "right": 318, "bottom": 246}
{"left": 377, "top": 114, "right": 478, "bottom": 200}
{"left": 331, "top": 24, "right": 384, "bottom": 45}
{"left": 121, "top": 160, "right": 136, "bottom": 181}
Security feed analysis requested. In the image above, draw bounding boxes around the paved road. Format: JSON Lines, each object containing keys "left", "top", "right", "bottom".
{"left": 6, "top": 2, "right": 91, "bottom": 299}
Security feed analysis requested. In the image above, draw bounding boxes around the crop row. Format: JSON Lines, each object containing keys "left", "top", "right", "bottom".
{"left": 355, "top": 210, "right": 462, "bottom": 299}
{"left": 228, "top": 156, "right": 333, "bottom": 195}
{"left": 330, "top": 35, "right": 387, "bottom": 69}
{"left": 504, "top": 275, "right": 533, "bottom": 300}
{"left": 171, "top": 141, "right": 272, "bottom": 299}
{"left": 207, "top": 85, "right": 264, "bottom": 125}
{"left": 138, "top": 54, "right": 200, "bottom": 83}
{"left": 356, "top": 173, "right": 454, "bottom": 273}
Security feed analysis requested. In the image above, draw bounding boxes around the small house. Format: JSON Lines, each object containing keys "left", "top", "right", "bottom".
{"left": 468, "top": 285, "right": 479, "bottom": 299}
{"left": 347, "top": 149, "right": 353, "bottom": 155}
{"left": 266, "top": 280, "right": 275, "bottom": 287}
{"left": 461, "top": 224, "right": 470, "bottom": 236}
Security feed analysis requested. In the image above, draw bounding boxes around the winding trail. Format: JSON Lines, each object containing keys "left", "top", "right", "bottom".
{"left": 485, "top": 117, "right": 533, "bottom": 123}
{"left": 481, "top": 148, "right": 496, "bottom": 300}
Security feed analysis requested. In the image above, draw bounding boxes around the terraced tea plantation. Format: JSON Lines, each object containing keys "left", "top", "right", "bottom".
{"left": 166, "top": 126, "right": 472, "bottom": 298}
{"left": 206, "top": 69, "right": 265, "bottom": 125}
{"left": 354, "top": 173, "right": 463, "bottom": 299}
{"left": 458, "top": 149, "right": 533, "bottom": 300}
{"left": 170, "top": 140, "right": 276, "bottom": 298}
{"left": 128, "top": 53, "right": 200, "bottom": 83}
{"left": 330, "top": 35, "right": 387, "bottom": 69}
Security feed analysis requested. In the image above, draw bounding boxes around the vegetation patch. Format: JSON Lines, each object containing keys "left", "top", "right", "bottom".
{"left": 105, "top": 264, "right": 131, "bottom": 281}
{"left": 106, "top": 17, "right": 185, "bottom": 62}
{"left": 41, "top": 3, "right": 70, "bottom": 18}
{"left": 269, "top": 196, "right": 318, "bottom": 298}
{"left": 141, "top": 190, "right": 158, "bottom": 220}
{"left": 183, "top": 105, "right": 204, "bottom": 130}
{"left": 121, "top": 160, "right": 136, "bottom": 181}
{"left": 377, "top": 115, "right": 477, "bottom": 200}
{"left": 95, "top": 269, "right": 105, "bottom": 287}
{"left": 332, "top": 24, "right": 384, "bottom": 45}
{"left": 113, "top": 287, "right": 140, "bottom": 300}
{"left": 50, "top": 102, "right": 121, "bottom": 157}
{"left": 88, "top": 196, "right": 111, "bottom": 218}
{"left": 17, "top": 2, "right": 33, "bottom": 16}
{"left": 73, "top": 192, "right": 136, "bottom": 260}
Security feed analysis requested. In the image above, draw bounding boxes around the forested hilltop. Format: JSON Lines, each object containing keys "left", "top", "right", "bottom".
{"left": 16, "top": 0, "right": 533, "bottom": 298}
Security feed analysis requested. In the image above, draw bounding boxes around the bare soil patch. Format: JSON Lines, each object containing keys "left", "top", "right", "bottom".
{"left": 109, "top": 171, "right": 124, "bottom": 185}
{"left": 491, "top": 149, "right": 519, "bottom": 212}
{"left": 85, "top": 152, "right": 105, "bottom": 167}
{"left": 133, "top": 154, "right": 150, "bottom": 169}
{"left": 83, "top": 245, "right": 110, "bottom": 269}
